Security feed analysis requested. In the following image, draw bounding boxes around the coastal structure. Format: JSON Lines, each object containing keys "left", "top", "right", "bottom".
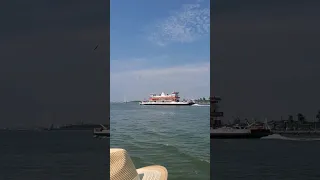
{"left": 194, "top": 97, "right": 210, "bottom": 105}
{"left": 140, "top": 92, "right": 194, "bottom": 106}
{"left": 266, "top": 119, "right": 320, "bottom": 136}
{"left": 210, "top": 97, "right": 320, "bottom": 138}
{"left": 45, "top": 122, "right": 108, "bottom": 131}
{"left": 211, "top": 96, "right": 223, "bottom": 128}
{"left": 210, "top": 96, "right": 271, "bottom": 139}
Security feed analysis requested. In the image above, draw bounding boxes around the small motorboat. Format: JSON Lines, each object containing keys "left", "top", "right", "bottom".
{"left": 211, "top": 121, "right": 272, "bottom": 139}
{"left": 93, "top": 124, "right": 110, "bottom": 137}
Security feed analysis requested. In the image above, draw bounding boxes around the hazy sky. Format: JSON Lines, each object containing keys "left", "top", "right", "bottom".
{"left": 110, "top": 0, "right": 210, "bottom": 102}
{"left": 211, "top": 0, "right": 320, "bottom": 121}
{"left": 0, "top": 0, "right": 109, "bottom": 127}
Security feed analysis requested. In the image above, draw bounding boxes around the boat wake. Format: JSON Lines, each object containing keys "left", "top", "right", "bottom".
{"left": 261, "top": 134, "right": 320, "bottom": 141}
{"left": 192, "top": 104, "right": 210, "bottom": 107}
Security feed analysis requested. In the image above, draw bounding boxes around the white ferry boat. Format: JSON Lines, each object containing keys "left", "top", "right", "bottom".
{"left": 139, "top": 92, "right": 194, "bottom": 106}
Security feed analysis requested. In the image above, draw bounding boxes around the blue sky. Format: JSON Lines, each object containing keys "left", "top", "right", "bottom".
{"left": 111, "top": 0, "right": 210, "bottom": 102}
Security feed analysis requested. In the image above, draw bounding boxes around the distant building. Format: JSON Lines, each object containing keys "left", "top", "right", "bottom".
{"left": 210, "top": 96, "right": 223, "bottom": 128}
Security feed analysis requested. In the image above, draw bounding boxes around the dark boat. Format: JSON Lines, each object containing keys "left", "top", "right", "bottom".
{"left": 93, "top": 124, "right": 110, "bottom": 137}
{"left": 210, "top": 96, "right": 272, "bottom": 139}
{"left": 211, "top": 127, "right": 271, "bottom": 139}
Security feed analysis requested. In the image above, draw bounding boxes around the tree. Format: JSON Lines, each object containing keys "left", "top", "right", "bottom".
{"left": 316, "top": 110, "right": 320, "bottom": 122}
{"left": 203, "top": 97, "right": 206, "bottom": 101}
{"left": 233, "top": 117, "right": 241, "bottom": 124}
{"left": 288, "top": 115, "right": 294, "bottom": 123}
{"left": 297, "top": 113, "right": 306, "bottom": 124}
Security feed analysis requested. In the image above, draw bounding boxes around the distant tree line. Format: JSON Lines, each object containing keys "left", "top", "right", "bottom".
{"left": 227, "top": 110, "right": 320, "bottom": 130}
{"left": 195, "top": 97, "right": 210, "bottom": 101}
{"left": 230, "top": 110, "right": 320, "bottom": 124}
{"left": 285, "top": 110, "right": 320, "bottom": 123}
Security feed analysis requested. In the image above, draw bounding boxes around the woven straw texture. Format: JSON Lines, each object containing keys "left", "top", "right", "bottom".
{"left": 110, "top": 148, "right": 140, "bottom": 180}
{"left": 137, "top": 166, "right": 168, "bottom": 180}
{"left": 110, "top": 148, "right": 168, "bottom": 180}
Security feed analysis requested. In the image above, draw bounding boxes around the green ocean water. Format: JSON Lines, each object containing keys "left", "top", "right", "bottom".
{"left": 110, "top": 102, "right": 210, "bottom": 180}
{"left": 0, "top": 131, "right": 108, "bottom": 180}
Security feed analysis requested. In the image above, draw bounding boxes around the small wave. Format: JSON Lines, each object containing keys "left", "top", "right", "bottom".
{"left": 261, "top": 134, "right": 320, "bottom": 141}
{"left": 192, "top": 104, "right": 210, "bottom": 107}
{"left": 200, "top": 159, "right": 210, "bottom": 164}
{"left": 128, "top": 140, "right": 208, "bottom": 163}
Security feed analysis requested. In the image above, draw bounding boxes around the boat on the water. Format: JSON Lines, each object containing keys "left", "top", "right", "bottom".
{"left": 93, "top": 124, "right": 110, "bottom": 137}
{"left": 45, "top": 123, "right": 108, "bottom": 131}
{"left": 139, "top": 92, "right": 194, "bottom": 106}
{"left": 210, "top": 96, "right": 271, "bottom": 139}
{"left": 211, "top": 125, "right": 272, "bottom": 139}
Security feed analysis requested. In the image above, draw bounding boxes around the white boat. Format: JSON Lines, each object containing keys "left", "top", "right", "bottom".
{"left": 139, "top": 92, "right": 194, "bottom": 106}
{"left": 93, "top": 124, "right": 110, "bottom": 137}
{"left": 211, "top": 126, "right": 250, "bottom": 137}
{"left": 211, "top": 122, "right": 272, "bottom": 139}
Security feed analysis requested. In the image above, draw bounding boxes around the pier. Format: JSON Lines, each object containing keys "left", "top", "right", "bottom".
{"left": 210, "top": 96, "right": 320, "bottom": 138}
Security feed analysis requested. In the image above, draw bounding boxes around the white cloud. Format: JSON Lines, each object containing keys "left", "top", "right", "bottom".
{"left": 147, "top": 1, "right": 210, "bottom": 46}
{"left": 111, "top": 58, "right": 147, "bottom": 72}
{"left": 110, "top": 62, "right": 210, "bottom": 102}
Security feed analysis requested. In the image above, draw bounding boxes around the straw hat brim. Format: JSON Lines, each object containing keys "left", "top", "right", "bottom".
{"left": 136, "top": 165, "right": 168, "bottom": 180}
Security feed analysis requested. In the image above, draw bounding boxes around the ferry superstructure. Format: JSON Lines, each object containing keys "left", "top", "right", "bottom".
{"left": 139, "top": 92, "right": 194, "bottom": 106}
{"left": 210, "top": 96, "right": 271, "bottom": 139}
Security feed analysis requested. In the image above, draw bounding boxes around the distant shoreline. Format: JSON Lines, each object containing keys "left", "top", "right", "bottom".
{"left": 194, "top": 100, "right": 210, "bottom": 104}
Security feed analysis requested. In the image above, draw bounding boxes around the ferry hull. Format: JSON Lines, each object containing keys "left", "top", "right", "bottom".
{"left": 94, "top": 132, "right": 110, "bottom": 137}
{"left": 139, "top": 102, "right": 194, "bottom": 106}
{"left": 210, "top": 129, "right": 271, "bottom": 139}
{"left": 93, "top": 130, "right": 110, "bottom": 137}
